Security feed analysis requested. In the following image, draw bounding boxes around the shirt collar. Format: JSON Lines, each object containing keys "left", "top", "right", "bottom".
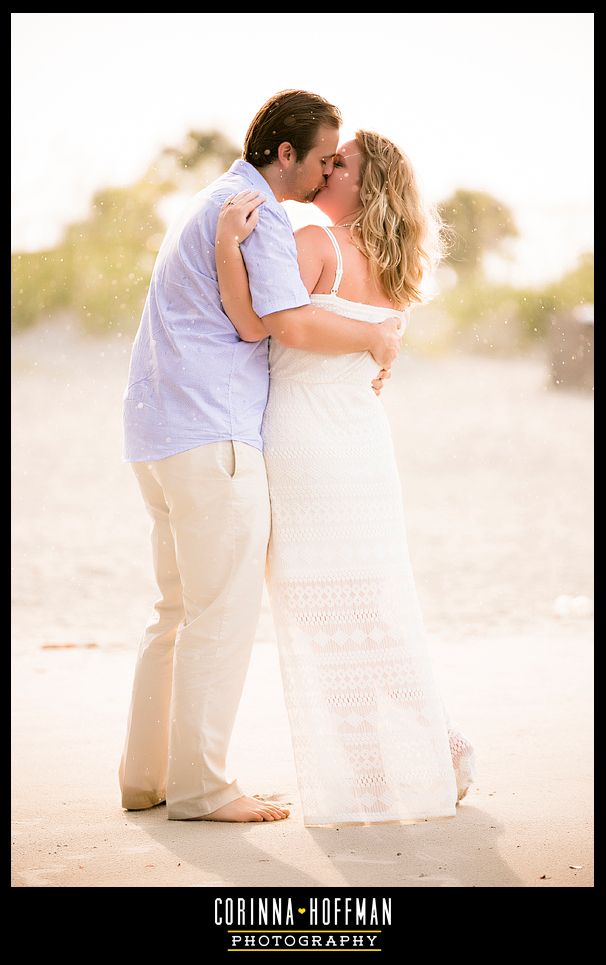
{"left": 228, "top": 158, "right": 277, "bottom": 201}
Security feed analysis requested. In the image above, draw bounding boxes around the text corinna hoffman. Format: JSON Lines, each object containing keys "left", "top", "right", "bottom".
{"left": 214, "top": 896, "right": 392, "bottom": 926}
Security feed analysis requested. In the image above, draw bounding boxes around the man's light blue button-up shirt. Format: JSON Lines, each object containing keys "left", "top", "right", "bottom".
{"left": 122, "top": 158, "right": 311, "bottom": 462}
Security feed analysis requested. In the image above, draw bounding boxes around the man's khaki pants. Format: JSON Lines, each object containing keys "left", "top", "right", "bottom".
{"left": 118, "top": 440, "right": 271, "bottom": 820}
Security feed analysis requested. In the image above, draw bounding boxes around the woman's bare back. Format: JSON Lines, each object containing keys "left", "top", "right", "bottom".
{"left": 312, "top": 225, "right": 407, "bottom": 312}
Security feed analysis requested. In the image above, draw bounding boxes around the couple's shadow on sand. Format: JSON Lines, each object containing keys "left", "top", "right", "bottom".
{"left": 127, "top": 800, "right": 522, "bottom": 888}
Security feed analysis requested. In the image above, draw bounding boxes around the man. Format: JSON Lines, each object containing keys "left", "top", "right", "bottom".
{"left": 118, "top": 89, "right": 402, "bottom": 823}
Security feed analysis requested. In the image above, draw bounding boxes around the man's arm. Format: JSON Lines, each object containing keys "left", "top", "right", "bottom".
{"left": 261, "top": 304, "right": 401, "bottom": 368}
{"left": 215, "top": 199, "right": 402, "bottom": 368}
{"left": 262, "top": 225, "right": 401, "bottom": 367}
{"left": 217, "top": 229, "right": 400, "bottom": 363}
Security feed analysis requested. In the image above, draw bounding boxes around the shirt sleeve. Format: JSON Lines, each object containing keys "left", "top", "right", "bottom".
{"left": 238, "top": 203, "right": 311, "bottom": 318}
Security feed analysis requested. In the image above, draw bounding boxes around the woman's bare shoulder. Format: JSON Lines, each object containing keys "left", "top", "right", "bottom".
{"left": 293, "top": 224, "right": 332, "bottom": 244}
{"left": 293, "top": 225, "right": 334, "bottom": 262}
{"left": 294, "top": 223, "right": 330, "bottom": 235}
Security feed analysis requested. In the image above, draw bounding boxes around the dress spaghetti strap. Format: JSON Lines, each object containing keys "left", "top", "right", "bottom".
{"left": 320, "top": 226, "right": 344, "bottom": 296}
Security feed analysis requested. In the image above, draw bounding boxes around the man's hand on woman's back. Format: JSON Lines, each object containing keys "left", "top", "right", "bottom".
{"left": 369, "top": 317, "right": 403, "bottom": 368}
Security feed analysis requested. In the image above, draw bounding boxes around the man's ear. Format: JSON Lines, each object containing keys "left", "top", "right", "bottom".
{"left": 276, "top": 141, "right": 295, "bottom": 166}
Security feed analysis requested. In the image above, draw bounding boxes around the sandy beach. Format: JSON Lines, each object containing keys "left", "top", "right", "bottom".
{"left": 11, "top": 317, "right": 593, "bottom": 887}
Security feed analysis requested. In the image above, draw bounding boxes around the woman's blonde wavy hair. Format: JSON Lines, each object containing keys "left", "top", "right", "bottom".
{"left": 349, "top": 129, "right": 449, "bottom": 308}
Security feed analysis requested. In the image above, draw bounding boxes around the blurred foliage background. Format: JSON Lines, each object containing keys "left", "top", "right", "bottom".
{"left": 11, "top": 129, "right": 238, "bottom": 336}
{"left": 11, "top": 129, "right": 593, "bottom": 359}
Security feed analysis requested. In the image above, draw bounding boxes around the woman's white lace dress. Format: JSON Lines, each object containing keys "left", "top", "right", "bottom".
{"left": 262, "top": 226, "right": 476, "bottom": 826}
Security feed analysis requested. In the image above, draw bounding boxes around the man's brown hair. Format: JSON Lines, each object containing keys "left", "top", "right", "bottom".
{"left": 243, "top": 89, "right": 341, "bottom": 168}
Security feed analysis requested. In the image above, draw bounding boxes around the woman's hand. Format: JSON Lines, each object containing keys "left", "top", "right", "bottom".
{"left": 371, "top": 367, "right": 392, "bottom": 396}
{"left": 216, "top": 190, "right": 266, "bottom": 247}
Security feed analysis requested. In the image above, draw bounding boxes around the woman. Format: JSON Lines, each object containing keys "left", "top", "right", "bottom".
{"left": 216, "top": 130, "right": 476, "bottom": 826}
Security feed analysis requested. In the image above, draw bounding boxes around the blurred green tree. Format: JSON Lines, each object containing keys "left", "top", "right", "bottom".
{"left": 438, "top": 189, "right": 519, "bottom": 283}
{"left": 514, "top": 250, "right": 594, "bottom": 338}
{"left": 158, "top": 129, "right": 240, "bottom": 186}
{"left": 11, "top": 129, "right": 240, "bottom": 333}
{"left": 12, "top": 248, "right": 73, "bottom": 330}
{"left": 433, "top": 249, "right": 593, "bottom": 352}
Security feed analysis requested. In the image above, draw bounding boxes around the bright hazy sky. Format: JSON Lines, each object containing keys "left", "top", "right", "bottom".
{"left": 12, "top": 12, "right": 593, "bottom": 286}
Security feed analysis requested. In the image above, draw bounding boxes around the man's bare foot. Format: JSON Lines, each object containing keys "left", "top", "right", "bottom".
{"left": 191, "top": 795, "right": 290, "bottom": 822}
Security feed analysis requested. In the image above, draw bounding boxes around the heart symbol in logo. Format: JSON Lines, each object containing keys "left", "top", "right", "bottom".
{"left": 298, "top": 907, "right": 306, "bottom": 914}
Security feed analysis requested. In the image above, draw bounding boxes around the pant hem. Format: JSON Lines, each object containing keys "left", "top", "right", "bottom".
{"left": 167, "top": 781, "right": 245, "bottom": 820}
{"left": 121, "top": 790, "right": 167, "bottom": 811}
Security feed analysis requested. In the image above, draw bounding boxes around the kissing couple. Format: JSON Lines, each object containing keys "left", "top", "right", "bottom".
{"left": 119, "top": 88, "right": 476, "bottom": 827}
